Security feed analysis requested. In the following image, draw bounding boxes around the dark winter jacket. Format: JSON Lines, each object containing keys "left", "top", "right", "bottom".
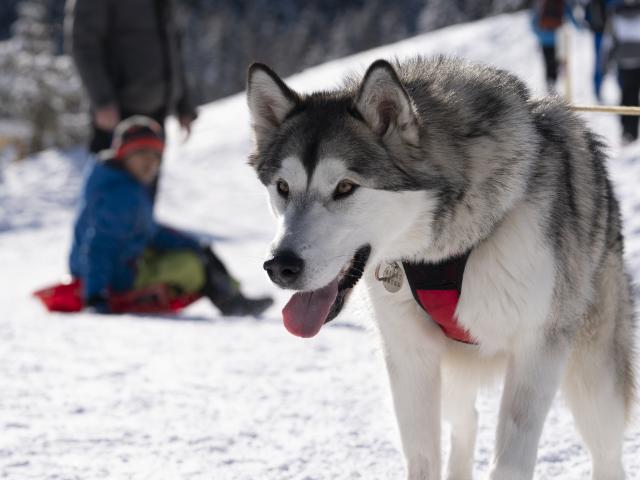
{"left": 607, "top": 1, "right": 640, "bottom": 69}
{"left": 535, "top": 0, "right": 565, "bottom": 30}
{"left": 68, "top": 0, "right": 196, "bottom": 117}
{"left": 586, "top": 0, "right": 608, "bottom": 33}
{"left": 69, "top": 160, "right": 200, "bottom": 300}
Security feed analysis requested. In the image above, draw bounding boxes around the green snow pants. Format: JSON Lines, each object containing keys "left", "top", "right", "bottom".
{"left": 134, "top": 249, "right": 205, "bottom": 294}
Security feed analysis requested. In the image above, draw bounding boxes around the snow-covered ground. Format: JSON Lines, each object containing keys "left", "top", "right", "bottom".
{"left": 2, "top": 11, "right": 640, "bottom": 480}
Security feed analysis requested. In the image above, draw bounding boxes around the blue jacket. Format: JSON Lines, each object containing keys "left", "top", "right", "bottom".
{"left": 530, "top": 3, "right": 578, "bottom": 47}
{"left": 69, "top": 160, "right": 200, "bottom": 300}
{"left": 531, "top": 11, "right": 558, "bottom": 47}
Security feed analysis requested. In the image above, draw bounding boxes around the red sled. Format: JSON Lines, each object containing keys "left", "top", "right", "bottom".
{"left": 33, "top": 278, "right": 201, "bottom": 314}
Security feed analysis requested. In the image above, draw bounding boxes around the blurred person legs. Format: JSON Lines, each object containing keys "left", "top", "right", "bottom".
{"left": 134, "top": 249, "right": 206, "bottom": 295}
{"left": 531, "top": 1, "right": 561, "bottom": 93}
{"left": 199, "top": 246, "right": 273, "bottom": 317}
{"left": 593, "top": 32, "right": 605, "bottom": 100}
{"left": 542, "top": 44, "right": 559, "bottom": 92}
{"left": 585, "top": 0, "right": 607, "bottom": 100}
{"left": 136, "top": 248, "right": 273, "bottom": 317}
{"left": 606, "top": 2, "right": 640, "bottom": 142}
{"left": 619, "top": 67, "right": 640, "bottom": 143}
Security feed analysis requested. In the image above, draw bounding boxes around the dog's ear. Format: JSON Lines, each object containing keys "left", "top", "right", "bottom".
{"left": 247, "top": 63, "right": 299, "bottom": 146}
{"left": 354, "top": 60, "right": 419, "bottom": 145}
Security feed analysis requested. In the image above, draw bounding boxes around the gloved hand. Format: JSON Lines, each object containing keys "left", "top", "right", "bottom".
{"left": 85, "top": 293, "right": 111, "bottom": 314}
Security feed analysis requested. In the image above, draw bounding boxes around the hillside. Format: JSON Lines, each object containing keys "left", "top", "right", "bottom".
{"left": 1, "top": 11, "right": 639, "bottom": 480}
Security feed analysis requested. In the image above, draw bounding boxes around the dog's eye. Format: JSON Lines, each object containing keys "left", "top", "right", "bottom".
{"left": 333, "top": 180, "right": 358, "bottom": 200}
{"left": 276, "top": 179, "right": 289, "bottom": 198}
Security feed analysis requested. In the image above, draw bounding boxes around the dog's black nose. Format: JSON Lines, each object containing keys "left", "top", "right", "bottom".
{"left": 263, "top": 251, "right": 304, "bottom": 287}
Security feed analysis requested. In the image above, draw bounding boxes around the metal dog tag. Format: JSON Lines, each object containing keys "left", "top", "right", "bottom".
{"left": 375, "top": 262, "right": 403, "bottom": 293}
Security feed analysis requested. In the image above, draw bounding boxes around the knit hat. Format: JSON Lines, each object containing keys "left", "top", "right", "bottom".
{"left": 112, "top": 116, "right": 165, "bottom": 160}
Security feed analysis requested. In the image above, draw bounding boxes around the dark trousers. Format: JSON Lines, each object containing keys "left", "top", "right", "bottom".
{"left": 542, "top": 45, "right": 558, "bottom": 83}
{"left": 89, "top": 108, "right": 166, "bottom": 201}
{"left": 619, "top": 67, "right": 640, "bottom": 141}
{"left": 593, "top": 32, "right": 604, "bottom": 99}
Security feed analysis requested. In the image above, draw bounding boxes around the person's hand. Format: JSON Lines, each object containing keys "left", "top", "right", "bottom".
{"left": 94, "top": 104, "right": 120, "bottom": 131}
{"left": 178, "top": 114, "right": 196, "bottom": 141}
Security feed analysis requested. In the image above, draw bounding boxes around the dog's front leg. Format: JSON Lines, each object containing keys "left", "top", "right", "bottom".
{"left": 377, "top": 309, "right": 445, "bottom": 480}
{"left": 488, "top": 338, "right": 570, "bottom": 480}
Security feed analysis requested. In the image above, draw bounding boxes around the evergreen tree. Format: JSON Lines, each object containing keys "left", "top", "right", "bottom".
{"left": 0, "top": 0, "right": 529, "bottom": 156}
{"left": 0, "top": 0, "right": 87, "bottom": 155}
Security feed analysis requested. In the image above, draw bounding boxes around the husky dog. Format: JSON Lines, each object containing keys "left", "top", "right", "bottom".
{"left": 246, "top": 56, "right": 636, "bottom": 480}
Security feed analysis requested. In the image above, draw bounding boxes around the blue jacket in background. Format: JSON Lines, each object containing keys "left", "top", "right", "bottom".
{"left": 530, "top": 3, "right": 579, "bottom": 47}
{"left": 69, "top": 160, "right": 201, "bottom": 300}
{"left": 531, "top": 10, "right": 558, "bottom": 47}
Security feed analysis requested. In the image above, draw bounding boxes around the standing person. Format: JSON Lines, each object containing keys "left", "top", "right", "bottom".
{"left": 606, "top": 0, "right": 640, "bottom": 143}
{"left": 531, "top": 0, "right": 565, "bottom": 92}
{"left": 67, "top": 0, "right": 197, "bottom": 197}
{"left": 586, "top": 0, "right": 609, "bottom": 100}
{"left": 69, "top": 116, "right": 273, "bottom": 316}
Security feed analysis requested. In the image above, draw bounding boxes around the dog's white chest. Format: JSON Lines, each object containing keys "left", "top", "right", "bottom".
{"left": 455, "top": 205, "right": 556, "bottom": 353}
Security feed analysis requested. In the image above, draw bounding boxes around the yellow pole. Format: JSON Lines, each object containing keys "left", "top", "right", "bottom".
{"left": 560, "top": 13, "right": 640, "bottom": 117}
{"left": 571, "top": 105, "right": 640, "bottom": 116}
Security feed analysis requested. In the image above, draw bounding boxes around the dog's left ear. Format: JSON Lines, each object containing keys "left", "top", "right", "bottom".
{"left": 354, "top": 60, "right": 419, "bottom": 145}
{"left": 247, "top": 63, "right": 299, "bottom": 147}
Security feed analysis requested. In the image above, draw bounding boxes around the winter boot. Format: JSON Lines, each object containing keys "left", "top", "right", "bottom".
{"left": 200, "top": 246, "right": 273, "bottom": 317}
{"left": 215, "top": 294, "right": 273, "bottom": 317}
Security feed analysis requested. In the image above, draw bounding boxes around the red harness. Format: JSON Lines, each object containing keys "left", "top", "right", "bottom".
{"left": 403, "top": 253, "right": 476, "bottom": 345}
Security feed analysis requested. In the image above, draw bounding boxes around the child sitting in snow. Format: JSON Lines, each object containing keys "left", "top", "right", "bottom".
{"left": 68, "top": 116, "right": 272, "bottom": 315}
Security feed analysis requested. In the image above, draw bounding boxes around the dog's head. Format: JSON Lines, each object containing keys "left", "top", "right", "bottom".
{"left": 246, "top": 60, "right": 439, "bottom": 337}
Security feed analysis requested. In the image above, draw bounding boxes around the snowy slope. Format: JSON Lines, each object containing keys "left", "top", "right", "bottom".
{"left": 1, "top": 11, "right": 640, "bottom": 480}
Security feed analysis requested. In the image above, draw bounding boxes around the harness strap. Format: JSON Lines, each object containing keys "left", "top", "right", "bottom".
{"left": 402, "top": 252, "right": 476, "bottom": 345}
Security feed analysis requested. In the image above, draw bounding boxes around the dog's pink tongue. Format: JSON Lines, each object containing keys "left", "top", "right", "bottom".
{"left": 282, "top": 279, "right": 339, "bottom": 338}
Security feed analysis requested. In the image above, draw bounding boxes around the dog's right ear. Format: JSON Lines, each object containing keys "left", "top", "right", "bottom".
{"left": 247, "top": 63, "right": 299, "bottom": 146}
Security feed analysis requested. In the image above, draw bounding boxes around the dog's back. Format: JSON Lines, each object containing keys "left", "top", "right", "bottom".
{"left": 527, "top": 98, "right": 636, "bottom": 417}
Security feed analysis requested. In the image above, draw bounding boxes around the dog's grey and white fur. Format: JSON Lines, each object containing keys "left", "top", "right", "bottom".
{"left": 246, "top": 56, "right": 637, "bottom": 479}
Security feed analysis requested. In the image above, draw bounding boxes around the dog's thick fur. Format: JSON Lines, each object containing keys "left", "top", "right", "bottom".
{"left": 246, "top": 56, "right": 637, "bottom": 479}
